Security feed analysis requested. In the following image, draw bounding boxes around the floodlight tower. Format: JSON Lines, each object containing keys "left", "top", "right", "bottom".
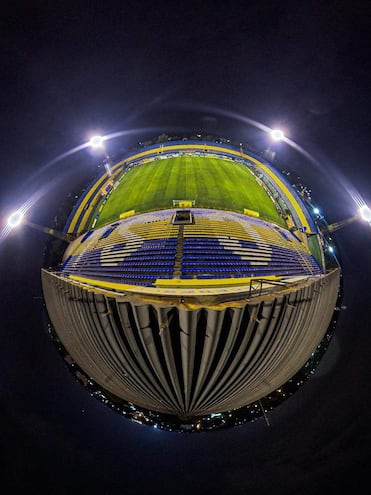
{"left": 88, "top": 135, "right": 113, "bottom": 176}
{"left": 321, "top": 205, "right": 371, "bottom": 233}
{"left": 7, "top": 210, "right": 75, "bottom": 242}
{"left": 263, "top": 128, "right": 285, "bottom": 162}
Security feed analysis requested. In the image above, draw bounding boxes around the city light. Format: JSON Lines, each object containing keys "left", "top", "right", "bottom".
{"left": 7, "top": 210, "right": 24, "bottom": 228}
{"left": 270, "top": 129, "right": 285, "bottom": 141}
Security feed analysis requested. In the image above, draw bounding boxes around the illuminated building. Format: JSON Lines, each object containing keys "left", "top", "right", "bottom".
{"left": 42, "top": 137, "right": 341, "bottom": 431}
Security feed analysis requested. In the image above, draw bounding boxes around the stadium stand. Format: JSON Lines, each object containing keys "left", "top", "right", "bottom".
{"left": 61, "top": 209, "right": 322, "bottom": 288}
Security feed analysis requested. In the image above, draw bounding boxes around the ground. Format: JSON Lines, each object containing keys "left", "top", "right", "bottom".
{"left": 95, "top": 155, "right": 285, "bottom": 228}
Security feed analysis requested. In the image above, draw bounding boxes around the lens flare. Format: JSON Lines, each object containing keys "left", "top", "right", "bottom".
{"left": 0, "top": 173, "right": 73, "bottom": 244}
{"left": 1, "top": 127, "right": 191, "bottom": 245}
{"left": 270, "top": 129, "right": 285, "bottom": 141}
{"left": 25, "top": 127, "right": 186, "bottom": 185}
{"left": 88, "top": 135, "right": 106, "bottom": 148}
{"left": 7, "top": 210, "right": 24, "bottom": 228}
{"left": 359, "top": 205, "right": 371, "bottom": 222}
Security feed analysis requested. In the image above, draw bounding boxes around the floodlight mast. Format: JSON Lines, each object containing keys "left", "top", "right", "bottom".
{"left": 7, "top": 211, "right": 75, "bottom": 242}
{"left": 262, "top": 128, "right": 286, "bottom": 162}
{"left": 88, "top": 134, "right": 113, "bottom": 177}
{"left": 359, "top": 204, "right": 371, "bottom": 223}
{"left": 321, "top": 205, "right": 371, "bottom": 233}
{"left": 25, "top": 220, "right": 77, "bottom": 242}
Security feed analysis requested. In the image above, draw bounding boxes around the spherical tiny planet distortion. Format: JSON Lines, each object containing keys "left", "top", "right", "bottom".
{"left": 42, "top": 135, "right": 342, "bottom": 432}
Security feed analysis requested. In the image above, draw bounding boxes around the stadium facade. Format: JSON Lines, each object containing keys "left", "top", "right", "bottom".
{"left": 42, "top": 138, "right": 341, "bottom": 431}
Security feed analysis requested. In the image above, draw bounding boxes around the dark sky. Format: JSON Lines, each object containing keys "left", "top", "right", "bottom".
{"left": 0, "top": 1, "right": 370, "bottom": 493}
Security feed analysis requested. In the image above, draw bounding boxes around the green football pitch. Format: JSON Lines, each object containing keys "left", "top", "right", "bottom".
{"left": 95, "top": 155, "right": 285, "bottom": 228}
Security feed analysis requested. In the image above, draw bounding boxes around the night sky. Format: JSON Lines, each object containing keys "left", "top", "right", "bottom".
{"left": 0, "top": 1, "right": 370, "bottom": 493}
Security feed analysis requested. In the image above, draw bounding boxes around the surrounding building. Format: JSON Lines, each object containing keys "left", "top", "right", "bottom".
{"left": 42, "top": 138, "right": 341, "bottom": 431}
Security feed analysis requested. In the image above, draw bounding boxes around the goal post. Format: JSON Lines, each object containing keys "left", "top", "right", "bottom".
{"left": 172, "top": 200, "right": 195, "bottom": 208}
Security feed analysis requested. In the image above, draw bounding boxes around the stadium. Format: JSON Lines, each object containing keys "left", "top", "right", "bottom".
{"left": 42, "top": 136, "right": 341, "bottom": 432}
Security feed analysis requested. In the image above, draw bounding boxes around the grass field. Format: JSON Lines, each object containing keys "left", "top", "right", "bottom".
{"left": 95, "top": 155, "right": 285, "bottom": 228}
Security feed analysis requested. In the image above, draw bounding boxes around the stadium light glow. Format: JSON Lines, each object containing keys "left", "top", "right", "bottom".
{"left": 104, "top": 161, "right": 113, "bottom": 177}
{"left": 87, "top": 134, "right": 113, "bottom": 176}
{"left": 270, "top": 129, "right": 285, "bottom": 141}
{"left": 7, "top": 210, "right": 24, "bottom": 228}
{"left": 313, "top": 207, "right": 320, "bottom": 215}
{"left": 88, "top": 135, "right": 106, "bottom": 149}
{"left": 359, "top": 204, "right": 371, "bottom": 222}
